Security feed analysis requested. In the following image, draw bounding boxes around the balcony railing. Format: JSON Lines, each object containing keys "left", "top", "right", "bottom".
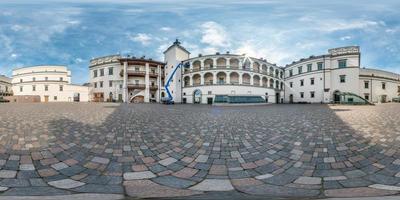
{"left": 127, "top": 70, "right": 146, "bottom": 76}
{"left": 149, "top": 72, "right": 158, "bottom": 77}
{"left": 149, "top": 85, "right": 158, "bottom": 90}
{"left": 127, "top": 84, "right": 146, "bottom": 89}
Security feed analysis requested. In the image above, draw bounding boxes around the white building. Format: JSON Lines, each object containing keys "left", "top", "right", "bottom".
{"left": 284, "top": 46, "right": 400, "bottom": 104}
{"left": 89, "top": 55, "right": 165, "bottom": 103}
{"left": 359, "top": 68, "right": 400, "bottom": 103}
{"left": 12, "top": 65, "right": 89, "bottom": 102}
{"left": 0, "top": 75, "right": 12, "bottom": 97}
{"left": 164, "top": 40, "right": 285, "bottom": 104}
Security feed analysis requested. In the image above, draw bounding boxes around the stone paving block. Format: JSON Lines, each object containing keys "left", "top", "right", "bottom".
{"left": 152, "top": 176, "right": 196, "bottom": 189}
{"left": 158, "top": 157, "right": 177, "bottom": 166}
{"left": 92, "top": 157, "right": 110, "bottom": 165}
{"left": 19, "top": 164, "right": 35, "bottom": 171}
{"left": 0, "top": 170, "right": 17, "bottom": 179}
{"left": 2, "top": 187, "right": 72, "bottom": 196}
{"left": 124, "top": 180, "right": 203, "bottom": 198}
{"left": 123, "top": 171, "right": 156, "bottom": 180}
{"left": 48, "top": 178, "right": 85, "bottom": 189}
{"left": 190, "top": 179, "right": 234, "bottom": 191}
{"left": 294, "top": 176, "right": 321, "bottom": 185}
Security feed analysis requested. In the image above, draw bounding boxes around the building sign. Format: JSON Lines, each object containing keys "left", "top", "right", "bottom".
{"left": 328, "top": 46, "right": 360, "bottom": 56}
{"left": 90, "top": 55, "right": 121, "bottom": 66}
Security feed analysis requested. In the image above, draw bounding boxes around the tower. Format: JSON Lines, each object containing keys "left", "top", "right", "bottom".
{"left": 163, "top": 39, "right": 190, "bottom": 103}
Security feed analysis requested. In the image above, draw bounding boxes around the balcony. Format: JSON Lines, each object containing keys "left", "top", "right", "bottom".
{"left": 149, "top": 72, "right": 158, "bottom": 78}
{"left": 149, "top": 85, "right": 158, "bottom": 90}
{"left": 127, "top": 70, "right": 145, "bottom": 76}
{"left": 127, "top": 84, "right": 145, "bottom": 89}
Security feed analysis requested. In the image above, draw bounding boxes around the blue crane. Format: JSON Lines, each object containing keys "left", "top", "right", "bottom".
{"left": 163, "top": 62, "right": 189, "bottom": 104}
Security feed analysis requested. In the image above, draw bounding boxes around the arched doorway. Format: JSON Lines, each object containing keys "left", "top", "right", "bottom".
{"left": 289, "top": 94, "right": 293, "bottom": 103}
{"left": 333, "top": 90, "right": 341, "bottom": 103}
{"left": 193, "top": 89, "right": 202, "bottom": 104}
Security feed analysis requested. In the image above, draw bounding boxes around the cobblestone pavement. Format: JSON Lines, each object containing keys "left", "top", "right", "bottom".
{"left": 0, "top": 103, "right": 400, "bottom": 199}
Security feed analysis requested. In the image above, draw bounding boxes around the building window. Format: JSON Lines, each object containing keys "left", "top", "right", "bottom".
{"left": 338, "top": 59, "right": 347, "bottom": 68}
{"left": 382, "top": 82, "right": 386, "bottom": 90}
{"left": 307, "top": 64, "right": 312, "bottom": 72}
{"left": 54, "top": 96, "right": 57, "bottom": 101}
{"left": 94, "top": 82, "right": 97, "bottom": 88}
{"left": 398, "top": 86, "right": 400, "bottom": 93}
{"left": 93, "top": 70, "right": 98, "bottom": 78}
{"left": 109, "top": 81, "right": 113, "bottom": 87}
{"left": 310, "top": 78, "right": 315, "bottom": 85}
{"left": 20, "top": 79, "right": 23, "bottom": 83}
{"left": 300, "top": 92, "right": 304, "bottom": 98}
{"left": 135, "top": 80, "right": 139, "bottom": 85}
{"left": 310, "top": 91, "right": 315, "bottom": 98}
{"left": 298, "top": 66, "right": 302, "bottom": 74}
{"left": 364, "top": 81, "right": 369, "bottom": 89}
{"left": 60, "top": 77, "right": 63, "bottom": 81}
{"left": 151, "top": 81, "right": 155, "bottom": 86}
{"left": 135, "top": 67, "right": 140, "bottom": 71}
{"left": 290, "top": 82, "right": 293, "bottom": 88}
{"left": 364, "top": 94, "right": 369, "bottom": 100}
{"left": 59, "top": 85, "right": 63, "bottom": 91}
{"left": 120, "top": 84, "right": 122, "bottom": 89}
{"left": 108, "top": 67, "right": 113, "bottom": 75}
{"left": 45, "top": 85, "right": 48, "bottom": 91}
{"left": 32, "top": 77, "right": 36, "bottom": 82}
{"left": 340, "top": 75, "right": 346, "bottom": 83}
{"left": 32, "top": 85, "right": 36, "bottom": 91}
{"left": 208, "top": 91, "right": 212, "bottom": 95}
{"left": 100, "top": 81, "right": 103, "bottom": 88}
{"left": 45, "top": 77, "right": 48, "bottom": 81}
{"left": 289, "top": 69, "right": 293, "bottom": 77}
{"left": 300, "top": 79, "right": 304, "bottom": 86}
{"left": 20, "top": 86, "right": 23, "bottom": 92}
{"left": 100, "top": 68, "right": 104, "bottom": 76}
{"left": 317, "top": 62, "right": 323, "bottom": 70}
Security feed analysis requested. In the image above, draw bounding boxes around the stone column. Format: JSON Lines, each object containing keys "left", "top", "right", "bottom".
{"left": 213, "top": 58, "right": 217, "bottom": 68}
{"left": 226, "top": 73, "right": 230, "bottom": 84}
{"left": 157, "top": 65, "right": 161, "bottom": 102}
{"left": 227, "top": 58, "right": 230, "bottom": 69}
{"left": 189, "top": 76, "right": 193, "bottom": 86}
{"left": 200, "top": 60, "right": 204, "bottom": 70}
{"left": 250, "top": 75, "right": 254, "bottom": 85}
{"left": 123, "top": 61, "right": 128, "bottom": 103}
{"left": 239, "top": 73, "right": 243, "bottom": 84}
{"left": 213, "top": 72, "right": 217, "bottom": 85}
{"left": 200, "top": 73, "right": 204, "bottom": 85}
{"left": 144, "top": 63, "right": 150, "bottom": 103}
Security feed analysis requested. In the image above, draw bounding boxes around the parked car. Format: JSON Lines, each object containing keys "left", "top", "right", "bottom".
{"left": 393, "top": 97, "right": 400, "bottom": 102}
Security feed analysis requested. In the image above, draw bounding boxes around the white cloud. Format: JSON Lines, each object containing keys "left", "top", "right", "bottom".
{"left": 340, "top": 36, "right": 352, "bottom": 41}
{"left": 299, "top": 17, "right": 385, "bottom": 32}
{"left": 200, "top": 21, "right": 230, "bottom": 47}
{"left": 160, "top": 27, "right": 172, "bottom": 31}
{"left": 128, "top": 33, "right": 152, "bottom": 45}
{"left": 234, "top": 40, "right": 294, "bottom": 65}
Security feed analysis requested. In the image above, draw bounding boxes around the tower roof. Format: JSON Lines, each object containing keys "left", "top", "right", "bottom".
{"left": 163, "top": 39, "right": 190, "bottom": 54}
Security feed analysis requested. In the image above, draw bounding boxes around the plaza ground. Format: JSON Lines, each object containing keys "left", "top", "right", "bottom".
{"left": 0, "top": 103, "right": 400, "bottom": 199}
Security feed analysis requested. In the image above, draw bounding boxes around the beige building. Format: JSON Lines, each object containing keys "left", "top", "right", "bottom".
{"left": 12, "top": 65, "right": 90, "bottom": 102}
{"left": 89, "top": 55, "right": 165, "bottom": 103}
{"left": 0, "top": 75, "right": 12, "bottom": 97}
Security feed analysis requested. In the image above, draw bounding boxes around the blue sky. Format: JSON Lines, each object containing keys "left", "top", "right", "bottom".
{"left": 0, "top": 0, "right": 399, "bottom": 84}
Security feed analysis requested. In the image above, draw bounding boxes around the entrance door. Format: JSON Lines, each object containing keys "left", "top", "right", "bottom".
{"left": 275, "top": 93, "right": 280, "bottom": 104}
{"left": 44, "top": 96, "right": 49, "bottom": 102}
{"left": 381, "top": 95, "right": 387, "bottom": 103}
{"left": 207, "top": 97, "right": 213, "bottom": 105}
{"left": 289, "top": 94, "right": 294, "bottom": 103}
{"left": 334, "top": 91, "right": 341, "bottom": 103}
{"left": 183, "top": 98, "right": 187, "bottom": 104}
